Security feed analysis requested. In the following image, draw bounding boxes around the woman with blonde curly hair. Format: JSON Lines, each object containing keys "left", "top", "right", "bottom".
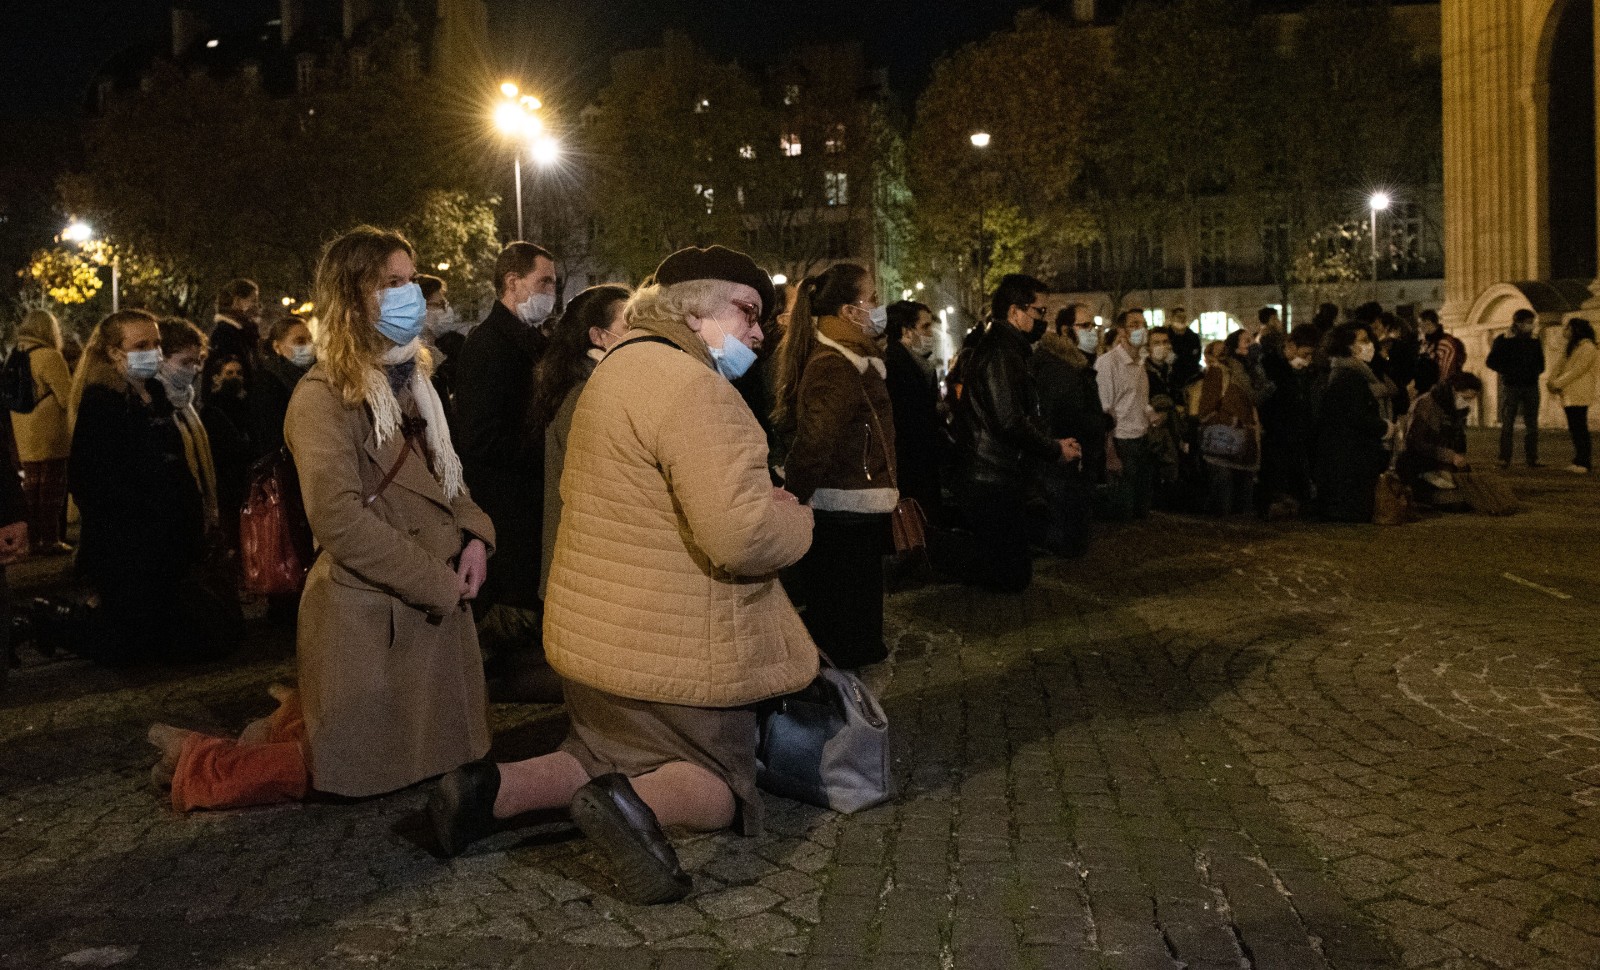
{"left": 68, "top": 309, "right": 206, "bottom": 665}
{"left": 284, "top": 225, "right": 496, "bottom": 798}
{"left": 11, "top": 309, "right": 74, "bottom": 553}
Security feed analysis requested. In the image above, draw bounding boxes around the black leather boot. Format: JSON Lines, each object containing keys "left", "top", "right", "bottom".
{"left": 570, "top": 773, "right": 692, "bottom": 904}
{"left": 428, "top": 759, "right": 501, "bottom": 857}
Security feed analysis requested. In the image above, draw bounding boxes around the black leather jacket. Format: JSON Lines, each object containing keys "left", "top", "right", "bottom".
{"left": 953, "top": 322, "right": 1059, "bottom": 482}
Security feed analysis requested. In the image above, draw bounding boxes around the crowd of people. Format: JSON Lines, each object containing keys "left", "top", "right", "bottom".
{"left": 4, "top": 227, "right": 1595, "bottom": 906}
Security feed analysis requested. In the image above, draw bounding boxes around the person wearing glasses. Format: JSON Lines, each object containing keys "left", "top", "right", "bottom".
{"left": 950, "top": 274, "right": 1080, "bottom": 593}
{"left": 429, "top": 246, "right": 816, "bottom": 906}
{"left": 768, "top": 262, "right": 896, "bottom": 669}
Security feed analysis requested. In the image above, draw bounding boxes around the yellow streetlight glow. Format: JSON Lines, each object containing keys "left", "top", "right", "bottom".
{"left": 531, "top": 135, "right": 561, "bottom": 168}
{"left": 915, "top": 281, "right": 925, "bottom": 291}
{"left": 519, "top": 94, "right": 542, "bottom": 111}
{"left": 281, "top": 296, "right": 294, "bottom": 306}
{"left": 1369, "top": 191, "right": 1391, "bottom": 212}
{"left": 495, "top": 102, "right": 526, "bottom": 134}
{"left": 62, "top": 220, "right": 93, "bottom": 243}
{"left": 970, "top": 132, "right": 991, "bottom": 148}
{"left": 772, "top": 273, "right": 788, "bottom": 286}
{"left": 500, "top": 81, "right": 519, "bottom": 98}
{"left": 437, "top": 262, "right": 450, "bottom": 271}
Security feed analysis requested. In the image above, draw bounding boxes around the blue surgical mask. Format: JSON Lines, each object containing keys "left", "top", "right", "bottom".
{"left": 1076, "top": 328, "right": 1099, "bottom": 352}
{"left": 376, "top": 283, "right": 427, "bottom": 346}
{"left": 864, "top": 304, "right": 888, "bottom": 337}
{"left": 706, "top": 326, "right": 757, "bottom": 381}
{"left": 1128, "top": 327, "right": 1148, "bottom": 348}
{"left": 124, "top": 349, "right": 162, "bottom": 382}
{"left": 288, "top": 344, "right": 316, "bottom": 368}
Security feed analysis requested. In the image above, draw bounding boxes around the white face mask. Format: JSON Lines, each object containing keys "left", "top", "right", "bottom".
{"left": 1356, "top": 342, "right": 1376, "bottom": 363}
{"left": 907, "top": 331, "right": 933, "bottom": 358}
{"left": 1454, "top": 394, "right": 1472, "bottom": 411}
{"left": 1289, "top": 355, "right": 1311, "bottom": 370}
{"left": 515, "top": 291, "right": 555, "bottom": 327}
{"left": 1149, "top": 345, "right": 1173, "bottom": 365}
{"left": 424, "top": 306, "right": 459, "bottom": 334}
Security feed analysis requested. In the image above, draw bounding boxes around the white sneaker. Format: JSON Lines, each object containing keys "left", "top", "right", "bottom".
{"left": 1565, "top": 464, "right": 1590, "bottom": 475}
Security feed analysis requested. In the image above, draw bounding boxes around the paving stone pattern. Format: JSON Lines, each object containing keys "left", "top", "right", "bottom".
{"left": 2, "top": 454, "right": 1597, "bottom": 969}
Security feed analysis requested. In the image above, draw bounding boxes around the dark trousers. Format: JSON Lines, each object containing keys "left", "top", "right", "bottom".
{"left": 1109, "top": 437, "right": 1155, "bottom": 520}
{"left": 1565, "top": 406, "right": 1592, "bottom": 469}
{"left": 1498, "top": 385, "right": 1540, "bottom": 464}
{"left": 949, "top": 477, "right": 1033, "bottom": 593}
{"left": 20, "top": 459, "right": 66, "bottom": 549}
{"left": 1041, "top": 474, "right": 1092, "bottom": 558}
{"left": 1205, "top": 463, "right": 1255, "bottom": 516}
{"left": 788, "top": 511, "right": 888, "bottom": 669}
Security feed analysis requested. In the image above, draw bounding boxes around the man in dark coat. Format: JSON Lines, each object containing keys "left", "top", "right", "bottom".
{"left": 1032, "top": 321, "right": 1106, "bottom": 557}
{"left": 1167, "top": 306, "right": 1203, "bottom": 391}
{"left": 454, "top": 242, "right": 557, "bottom": 697}
{"left": 883, "top": 300, "right": 946, "bottom": 525}
{"left": 1257, "top": 327, "right": 1317, "bottom": 516}
{"left": 202, "top": 279, "right": 264, "bottom": 411}
{"left": 1486, "top": 308, "right": 1546, "bottom": 468}
{"left": 949, "top": 274, "right": 1079, "bottom": 592}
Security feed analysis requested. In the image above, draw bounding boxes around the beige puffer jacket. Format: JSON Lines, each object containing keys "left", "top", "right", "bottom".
{"left": 543, "top": 314, "right": 819, "bottom": 707}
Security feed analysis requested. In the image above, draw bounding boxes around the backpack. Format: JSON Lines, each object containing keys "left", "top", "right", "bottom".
{"left": 0, "top": 348, "right": 38, "bottom": 414}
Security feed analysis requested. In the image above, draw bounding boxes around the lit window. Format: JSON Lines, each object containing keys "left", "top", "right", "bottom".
{"left": 738, "top": 144, "right": 755, "bottom": 161}
{"left": 784, "top": 84, "right": 800, "bottom": 106}
{"left": 824, "top": 172, "right": 849, "bottom": 206}
{"left": 1145, "top": 309, "right": 1165, "bottom": 328}
{"left": 780, "top": 132, "right": 802, "bottom": 157}
{"left": 1197, "top": 311, "right": 1239, "bottom": 345}
{"left": 824, "top": 124, "right": 846, "bottom": 154}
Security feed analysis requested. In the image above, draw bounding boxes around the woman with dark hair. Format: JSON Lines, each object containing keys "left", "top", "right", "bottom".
{"left": 530, "top": 284, "right": 632, "bottom": 598}
{"left": 771, "top": 262, "right": 894, "bottom": 669}
{"left": 883, "top": 300, "right": 944, "bottom": 526}
{"left": 255, "top": 316, "right": 316, "bottom": 454}
{"left": 1312, "top": 323, "right": 1394, "bottom": 522}
{"left": 202, "top": 353, "right": 257, "bottom": 545}
{"left": 1399, "top": 371, "right": 1482, "bottom": 504}
{"left": 1547, "top": 317, "right": 1596, "bottom": 473}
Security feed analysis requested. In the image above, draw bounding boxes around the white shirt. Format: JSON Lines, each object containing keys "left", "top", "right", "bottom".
{"left": 1095, "top": 343, "right": 1152, "bottom": 439}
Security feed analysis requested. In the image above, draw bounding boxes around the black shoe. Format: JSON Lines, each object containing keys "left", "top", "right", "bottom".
{"left": 569, "top": 774, "right": 691, "bottom": 905}
{"left": 428, "top": 759, "right": 500, "bottom": 857}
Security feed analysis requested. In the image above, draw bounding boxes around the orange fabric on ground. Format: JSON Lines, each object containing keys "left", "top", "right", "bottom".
{"left": 169, "top": 692, "right": 309, "bottom": 812}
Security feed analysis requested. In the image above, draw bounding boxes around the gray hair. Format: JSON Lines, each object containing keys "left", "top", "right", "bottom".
{"left": 624, "top": 279, "right": 742, "bottom": 335}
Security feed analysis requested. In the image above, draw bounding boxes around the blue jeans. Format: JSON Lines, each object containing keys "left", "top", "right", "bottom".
{"left": 1498, "top": 385, "right": 1540, "bottom": 464}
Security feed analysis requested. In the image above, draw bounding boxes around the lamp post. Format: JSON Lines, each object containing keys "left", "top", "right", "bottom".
{"left": 970, "top": 132, "right": 992, "bottom": 308}
{"left": 494, "top": 82, "right": 546, "bottom": 240}
{"left": 63, "top": 220, "right": 118, "bottom": 312}
{"left": 1368, "top": 191, "right": 1390, "bottom": 283}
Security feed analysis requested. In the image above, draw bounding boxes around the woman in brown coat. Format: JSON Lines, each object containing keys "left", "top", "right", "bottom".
{"left": 285, "top": 226, "right": 495, "bottom": 799}
{"left": 1195, "top": 332, "right": 1262, "bottom": 516}
{"left": 429, "top": 246, "right": 816, "bottom": 906}
{"left": 771, "top": 263, "right": 896, "bottom": 668}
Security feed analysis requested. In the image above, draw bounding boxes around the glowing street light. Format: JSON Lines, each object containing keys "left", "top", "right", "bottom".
{"left": 1369, "top": 191, "right": 1391, "bottom": 282}
{"left": 771, "top": 273, "right": 788, "bottom": 286}
{"left": 61, "top": 220, "right": 118, "bottom": 311}
{"left": 436, "top": 261, "right": 450, "bottom": 272}
{"left": 493, "top": 83, "right": 548, "bottom": 238}
{"left": 969, "top": 131, "right": 991, "bottom": 148}
{"left": 281, "top": 296, "right": 294, "bottom": 307}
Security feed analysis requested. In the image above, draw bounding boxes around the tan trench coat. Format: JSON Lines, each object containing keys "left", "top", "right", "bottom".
{"left": 285, "top": 368, "right": 495, "bottom": 798}
{"left": 12, "top": 340, "right": 72, "bottom": 463}
{"left": 543, "top": 315, "right": 819, "bottom": 707}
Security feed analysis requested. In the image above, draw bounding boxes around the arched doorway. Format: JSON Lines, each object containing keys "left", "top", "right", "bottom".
{"left": 1546, "top": 0, "right": 1597, "bottom": 282}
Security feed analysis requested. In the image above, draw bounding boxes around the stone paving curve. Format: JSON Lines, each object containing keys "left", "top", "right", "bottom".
{"left": 2, "top": 446, "right": 1596, "bottom": 969}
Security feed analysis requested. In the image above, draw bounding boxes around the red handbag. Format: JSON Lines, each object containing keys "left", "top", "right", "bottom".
{"left": 239, "top": 449, "right": 315, "bottom": 595}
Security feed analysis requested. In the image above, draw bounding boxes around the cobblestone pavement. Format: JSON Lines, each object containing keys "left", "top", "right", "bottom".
{"left": 3, "top": 444, "right": 1598, "bottom": 969}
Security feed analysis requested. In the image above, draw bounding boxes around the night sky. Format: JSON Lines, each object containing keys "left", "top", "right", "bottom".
{"left": 0, "top": 0, "right": 1339, "bottom": 120}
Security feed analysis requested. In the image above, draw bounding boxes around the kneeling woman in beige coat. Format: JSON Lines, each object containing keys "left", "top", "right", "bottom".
{"left": 286, "top": 226, "right": 496, "bottom": 799}
{"left": 430, "top": 246, "right": 817, "bottom": 905}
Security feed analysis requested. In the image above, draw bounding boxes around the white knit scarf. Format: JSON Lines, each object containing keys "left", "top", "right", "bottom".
{"left": 364, "top": 339, "right": 464, "bottom": 501}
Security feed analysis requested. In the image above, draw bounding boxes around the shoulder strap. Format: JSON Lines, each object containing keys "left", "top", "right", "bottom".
{"left": 602, "top": 335, "right": 684, "bottom": 360}
{"left": 365, "top": 417, "right": 425, "bottom": 506}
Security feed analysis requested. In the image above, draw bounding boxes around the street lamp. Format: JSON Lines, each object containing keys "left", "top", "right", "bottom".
{"left": 494, "top": 83, "right": 546, "bottom": 239}
{"left": 970, "top": 132, "right": 992, "bottom": 308}
{"left": 62, "top": 220, "right": 119, "bottom": 312}
{"left": 1368, "top": 191, "right": 1391, "bottom": 283}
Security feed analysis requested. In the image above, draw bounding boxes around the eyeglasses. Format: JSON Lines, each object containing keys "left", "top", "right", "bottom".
{"left": 1020, "top": 304, "right": 1047, "bottom": 319}
{"left": 730, "top": 299, "right": 762, "bottom": 326}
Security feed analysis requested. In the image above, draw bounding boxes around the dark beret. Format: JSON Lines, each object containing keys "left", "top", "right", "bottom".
{"left": 651, "top": 246, "right": 775, "bottom": 318}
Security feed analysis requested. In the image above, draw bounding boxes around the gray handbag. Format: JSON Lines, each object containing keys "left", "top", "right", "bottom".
{"left": 756, "top": 656, "right": 891, "bottom": 814}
